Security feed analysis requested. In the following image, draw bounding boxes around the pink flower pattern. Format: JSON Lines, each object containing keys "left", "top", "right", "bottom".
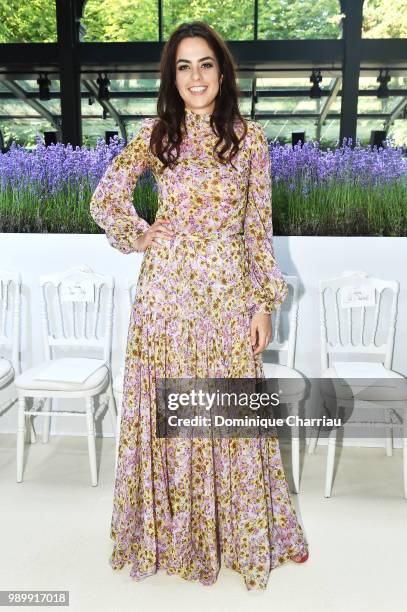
{"left": 90, "top": 107, "right": 308, "bottom": 590}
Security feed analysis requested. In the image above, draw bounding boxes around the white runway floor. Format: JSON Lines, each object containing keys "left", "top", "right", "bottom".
{"left": 1, "top": 433, "right": 406, "bottom": 612}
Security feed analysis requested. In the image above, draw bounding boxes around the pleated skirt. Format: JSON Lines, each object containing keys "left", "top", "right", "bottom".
{"left": 110, "top": 307, "right": 308, "bottom": 590}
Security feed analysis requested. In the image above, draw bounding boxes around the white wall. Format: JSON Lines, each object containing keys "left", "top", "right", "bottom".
{"left": 1, "top": 234, "right": 406, "bottom": 440}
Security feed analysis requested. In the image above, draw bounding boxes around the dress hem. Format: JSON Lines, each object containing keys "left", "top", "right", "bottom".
{"left": 108, "top": 542, "right": 309, "bottom": 591}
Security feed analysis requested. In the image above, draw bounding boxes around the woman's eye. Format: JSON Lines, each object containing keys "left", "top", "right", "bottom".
{"left": 178, "top": 63, "right": 214, "bottom": 70}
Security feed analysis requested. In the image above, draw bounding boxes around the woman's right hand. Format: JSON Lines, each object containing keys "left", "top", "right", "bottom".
{"left": 135, "top": 219, "right": 175, "bottom": 252}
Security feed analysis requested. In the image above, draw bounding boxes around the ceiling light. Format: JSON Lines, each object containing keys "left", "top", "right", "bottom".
{"left": 97, "top": 72, "right": 110, "bottom": 101}
{"left": 377, "top": 69, "right": 390, "bottom": 99}
{"left": 37, "top": 73, "right": 51, "bottom": 101}
{"left": 309, "top": 69, "right": 322, "bottom": 99}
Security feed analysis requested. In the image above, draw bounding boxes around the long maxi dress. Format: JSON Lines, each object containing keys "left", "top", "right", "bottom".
{"left": 90, "top": 107, "right": 308, "bottom": 591}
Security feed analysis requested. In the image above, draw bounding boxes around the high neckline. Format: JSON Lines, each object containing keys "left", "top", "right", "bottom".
{"left": 184, "top": 106, "right": 212, "bottom": 127}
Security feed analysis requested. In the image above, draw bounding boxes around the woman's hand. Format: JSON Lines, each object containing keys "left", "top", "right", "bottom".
{"left": 134, "top": 219, "right": 175, "bottom": 252}
{"left": 250, "top": 312, "right": 272, "bottom": 355}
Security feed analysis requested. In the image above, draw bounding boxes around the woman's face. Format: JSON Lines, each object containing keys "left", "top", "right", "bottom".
{"left": 175, "top": 36, "right": 223, "bottom": 116}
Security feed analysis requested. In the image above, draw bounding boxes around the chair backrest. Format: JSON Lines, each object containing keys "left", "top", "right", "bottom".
{"left": 320, "top": 270, "right": 399, "bottom": 371}
{"left": 39, "top": 265, "right": 114, "bottom": 363}
{"left": 0, "top": 270, "right": 21, "bottom": 376}
{"left": 266, "top": 275, "right": 300, "bottom": 369}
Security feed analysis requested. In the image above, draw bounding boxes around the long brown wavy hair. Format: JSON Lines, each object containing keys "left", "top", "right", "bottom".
{"left": 150, "top": 21, "right": 248, "bottom": 171}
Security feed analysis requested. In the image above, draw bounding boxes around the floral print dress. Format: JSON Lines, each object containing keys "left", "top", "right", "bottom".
{"left": 90, "top": 107, "right": 308, "bottom": 591}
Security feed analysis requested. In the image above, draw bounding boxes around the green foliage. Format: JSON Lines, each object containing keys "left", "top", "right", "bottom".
{"left": 0, "top": 0, "right": 56, "bottom": 42}
{"left": 1, "top": 178, "right": 406, "bottom": 236}
{"left": 363, "top": 0, "right": 407, "bottom": 38}
{"left": 271, "top": 180, "right": 407, "bottom": 236}
{"left": 258, "top": 0, "right": 342, "bottom": 39}
{"left": 0, "top": 0, "right": 404, "bottom": 43}
{"left": 83, "top": 0, "right": 158, "bottom": 42}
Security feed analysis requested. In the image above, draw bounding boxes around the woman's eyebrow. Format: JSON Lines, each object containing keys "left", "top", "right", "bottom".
{"left": 176, "top": 56, "right": 214, "bottom": 64}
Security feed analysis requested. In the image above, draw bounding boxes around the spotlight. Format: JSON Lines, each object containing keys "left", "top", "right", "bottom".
{"left": 37, "top": 73, "right": 51, "bottom": 101}
{"left": 377, "top": 69, "right": 390, "bottom": 99}
{"left": 309, "top": 68, "right": 322, "bottom": 99}
{"left": 97, "top": 72, "right": 110, "bottom": 101}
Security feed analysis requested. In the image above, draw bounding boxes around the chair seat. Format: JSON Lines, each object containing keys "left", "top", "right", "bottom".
{"left": 0, "top": 357, "right": 14, "bottom": 387}
{"left": 14, "top": 358, "right": 109, "bottom": 392}
{"left": 321, "top": 367, "right": 407, "bottom": 401}
{"left": 262, "top": 363, "right": 307, "bottom": 400}
{"left": 262, "top": 363, "right": 304, "bottom": 379}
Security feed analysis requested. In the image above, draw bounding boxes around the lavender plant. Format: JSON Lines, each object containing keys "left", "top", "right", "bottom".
{"left": 0, "top": 135, "right": 406, "bottom": 236}
{"left": 270, "top": 139, "right": 407, "bottom": 235}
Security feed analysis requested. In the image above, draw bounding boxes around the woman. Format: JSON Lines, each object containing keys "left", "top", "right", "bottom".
{"left": 90, "top": 20, "right": 308, "bottom": 590}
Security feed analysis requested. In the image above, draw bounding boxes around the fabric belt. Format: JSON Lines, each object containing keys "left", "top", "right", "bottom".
{"left": 155, "top": 230, "right": 244, "bottom": 247}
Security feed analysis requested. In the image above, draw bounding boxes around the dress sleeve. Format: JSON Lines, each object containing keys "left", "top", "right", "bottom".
{"left": 244, "top": 121, "right": 288, "bottom": 315}
{"left": 89, "top": 119, "right": 153, "bottom": 254}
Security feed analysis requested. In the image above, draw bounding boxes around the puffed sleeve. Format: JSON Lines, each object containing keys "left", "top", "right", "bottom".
{"left": 244, "top": 121, "right": 288, "bottom": 315}
{"left": 89, "top": 118, "right": 154, "bottom": 254}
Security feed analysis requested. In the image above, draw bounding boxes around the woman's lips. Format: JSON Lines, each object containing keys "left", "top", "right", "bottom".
{"left": 188, "top": 87, "right": 208, "bottom": 96}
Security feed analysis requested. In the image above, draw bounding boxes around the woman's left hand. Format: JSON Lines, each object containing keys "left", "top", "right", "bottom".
{"left": 250, "top": 313, "right": 272, "bottom": 355}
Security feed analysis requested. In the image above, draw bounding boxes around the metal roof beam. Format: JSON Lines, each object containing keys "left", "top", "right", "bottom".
{"left": 1, "top": 40, "right": 407, "bottom": 73}
{"left": 316, "top": 77, "right": 342, "bottom": 140}
{"left": 82, "top": 79, "right": 127, "bottom": 141}
{"left": 1, "top": 88, "right": 407, "bottom": 100}
{"left": 2, "top": 80, "right": 61, "bottom": 135}
{"left": 384, "top": 96, "right": 407, "bottom": 129}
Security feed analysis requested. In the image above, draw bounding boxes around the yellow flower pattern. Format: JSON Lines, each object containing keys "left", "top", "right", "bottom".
{"left": 90, "top": 108, "right": 308, "bottom": 590}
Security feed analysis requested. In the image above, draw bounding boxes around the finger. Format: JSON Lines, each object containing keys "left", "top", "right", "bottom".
{"left": 254, "top": 331, "right": 269, "bottom": 353}
{"left": 257, "top": 327, "right": 266, "bottom": 343}
{"left": 155, "top": 219, "right": 173, "bottom": 230}
{"left": 151, "top": 228, "right": 174, "bottom": 239}
{"left": 253, "top": 341, "right": 266, "bottom": 355}
{"left": 151, "top": 236, "right": 169, "bottom": 245}
{"left": 250, "top": 324, "right": 257, "bottom": 348}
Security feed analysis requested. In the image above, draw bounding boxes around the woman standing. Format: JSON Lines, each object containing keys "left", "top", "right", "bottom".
{"left": 90, "top": 21, "right": 308, "bottom": 591}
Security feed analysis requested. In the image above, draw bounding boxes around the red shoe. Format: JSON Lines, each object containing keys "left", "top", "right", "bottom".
{"left": 290, "top": 551, "right": 309, "bottom": 563}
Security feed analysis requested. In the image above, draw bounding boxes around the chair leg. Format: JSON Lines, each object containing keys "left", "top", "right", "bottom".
{"left": 403, "top": 426, "right": 407, "bottom": 500}
{"left": 42, "top": 398, "right": 52, "bottom": 444}
{"left": 28, "top": 399, "right": 39, "bottom": 444}
{"left": 384, "top": 407, "right": 393, "bottom": 457}
{"left": 106, "top": 379, "right": 117, "bottom": 435}
{"left": 325, "top": 427, "right": 337, "bottom": 497}
{"left": 308, "top": 426, "right": 319, "bottom": 453}
{"left": 17, "top": 396, "right": 26, "bottom": 482}
{"left": 85, "top": 396, "right": 98, "bottom": 487}
{"left": 29, "top": 416, "right": 37, "bottom": 444}
{"left": 114, "top": 391, "right": 123, "bottom": 478}
{"left": 291, "top": 435, "right": 300, "bottom": 494}
{"left": 287, "top": 401, "right": 300, "bottom": 493}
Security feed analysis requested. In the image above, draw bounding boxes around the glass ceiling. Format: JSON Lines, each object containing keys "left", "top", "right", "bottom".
{"left": 1, "top": 73, "right": 406, "bottom": 147}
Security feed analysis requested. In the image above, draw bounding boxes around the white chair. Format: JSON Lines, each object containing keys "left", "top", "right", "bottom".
{"left": 262, "top": 275, "right": 307, "bottom": 493}
{"left": 309, "top": 270, "right": 407, "bottom": 498}
{"left": 112, "top": 280, "right": 137, "bottom": 476}
{"left": 14, "top": 265, "right": 116, "bottom": 486}
{"left": 0, "top": 271, "right": 21, "bottom": 415}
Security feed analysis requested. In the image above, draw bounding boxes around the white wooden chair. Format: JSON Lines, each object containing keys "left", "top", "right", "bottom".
{"left": 309, "top": 270, "right": 407, "bottom": 498}
{"left": 112, "top": 280, "right": 137, "bottom": 476}
{"left": 262, "top": 275, "right": 307, "bottom": 493}
{"left": 14, "top": 265, "right": 116, "bottom": 486}
{"left": 0, "top": 271, "right": 21, "bottom": 416}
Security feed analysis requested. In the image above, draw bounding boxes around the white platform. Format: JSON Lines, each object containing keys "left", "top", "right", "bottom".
{"left": 0, "top": 433, "right": 406, "bottom": 612}
{"left": 1, "top": 234, "right": 406, "bottom": 439}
